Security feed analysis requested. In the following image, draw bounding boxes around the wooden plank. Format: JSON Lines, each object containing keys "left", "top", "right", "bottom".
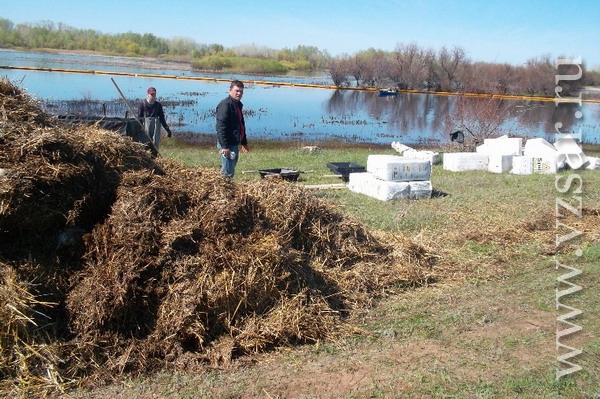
{"left": 303, "top": 183, "right": 347, "bottom": 190}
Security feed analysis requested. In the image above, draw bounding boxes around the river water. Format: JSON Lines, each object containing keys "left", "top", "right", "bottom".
{"left": 1, "top": 50, "right": 599, "bottom": 145}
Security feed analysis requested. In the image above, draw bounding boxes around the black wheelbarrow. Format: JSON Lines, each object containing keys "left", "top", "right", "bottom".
{"left": 243, "top": 168, "right": 312, "bottom": 182}
{"left": 326, "top": 162, "right": 366, "bottom": 182}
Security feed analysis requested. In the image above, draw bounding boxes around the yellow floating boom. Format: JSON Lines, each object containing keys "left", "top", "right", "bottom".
{"left": 2, "top": 64, "right": 599, "bottom": 104}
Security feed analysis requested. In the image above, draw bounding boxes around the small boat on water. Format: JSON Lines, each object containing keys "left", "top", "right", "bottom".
{"left": 379, "top": 89, "right": 398, "bottom": 96}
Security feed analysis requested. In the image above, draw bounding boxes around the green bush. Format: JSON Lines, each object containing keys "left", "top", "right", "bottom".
{"left": 191, "top": 55, "right": 232, "bottom": 71}
{"left": 192, "top": 55, "right": 288, "bottom": 74}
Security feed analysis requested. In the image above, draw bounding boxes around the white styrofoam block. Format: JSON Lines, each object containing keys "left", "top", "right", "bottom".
{"left": 408, "top": 180, "right": 433, "bottom": 199}
{"left": 443, "top": 152, "right": 489, "bottom": 171}
{"left": 524, "top": 138, "right": 557, "bottom": 157}
{"left": 348, "top": 171, "right": 411, "bottom": 201}
{"left": 511, "top": 156, "right": 557, "bottom": 175}
{"left": 488, "top": 154, "right": 513, "bottom": 173}
{"left": 403, "top": 149, "right": 442, "bottom": 165}
{"left": 347, "top": 171, "right": 375, "bottom": 195}
{"left": 586, "top": 156, "right": 600, "bottom": 170}
{"left": 390, "top": 142, "right": 441, "bottom": 165}
{"left": 366, "top": 155, "right": 431, "bottom": 181}
{"left": 523, "top": 139, "right": 565, "bottom": 170}
{"left": 391, "top": 141, "right": 414, "bottom": 154}
{"left": 476, "top": 143, "right": 493, "bottom": 155}
{"left": 556, "top": 153, "right": 587, "bottom": 170}
{"left": 347, "top": 171, "right": 369, "bottom": 189}
{"left": 483, "top": 136, "right": 523, "bottom": 155}
{"left": 511, "top": 156, "right": 532, "bottom": 175}
{"left": 554, "top": 135, "right": 589, "bottom": 170}
{"left": 480, "top": 136, "right": 523, "bottom": 156}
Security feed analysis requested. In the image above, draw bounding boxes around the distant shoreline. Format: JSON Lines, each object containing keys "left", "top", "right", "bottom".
{"left": 1, "top": 48, "right": 322, "bottom": 79}
{"left": 2, "top": 47, "right": 195, "bottom": 72}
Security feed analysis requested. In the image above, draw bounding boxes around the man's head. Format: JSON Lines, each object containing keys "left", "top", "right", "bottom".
{"left": 229, "top": 80, "right": 244, "bottom": 101}
{"left": 147, "top": 87, "right": 157, "bottom": 103}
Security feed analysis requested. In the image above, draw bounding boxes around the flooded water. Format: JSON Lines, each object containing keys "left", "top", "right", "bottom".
{"left": 2, "top": 49, "right": 599, "bottom": 145}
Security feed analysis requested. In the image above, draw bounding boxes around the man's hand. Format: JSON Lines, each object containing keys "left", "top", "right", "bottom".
{"left": 241, "top": 145, "right": 249, "bottom": 153}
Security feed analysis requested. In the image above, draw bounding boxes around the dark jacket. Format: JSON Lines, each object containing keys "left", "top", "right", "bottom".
{"left": 216, "top": 95, "right": 247, "bottom": 148}
{"left": 138, "top": 100, "right": 170, "bottom": 132}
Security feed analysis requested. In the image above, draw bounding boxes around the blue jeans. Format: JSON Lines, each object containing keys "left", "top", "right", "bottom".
{"left": 217, "top": 143, "right": 239, "bottom": 177}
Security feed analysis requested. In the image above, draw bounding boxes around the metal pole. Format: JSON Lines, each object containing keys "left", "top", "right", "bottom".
{"left": 110, "top": 77, "right": 160, "bottom": 157}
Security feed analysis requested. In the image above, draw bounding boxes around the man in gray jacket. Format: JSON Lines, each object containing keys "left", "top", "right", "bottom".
{"left": 216, "top": 80, "right": 249, "bottom": 177}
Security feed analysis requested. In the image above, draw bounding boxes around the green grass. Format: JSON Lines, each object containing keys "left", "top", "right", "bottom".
{"left": 67, "top": 139, "right": 600, "bottom": 398}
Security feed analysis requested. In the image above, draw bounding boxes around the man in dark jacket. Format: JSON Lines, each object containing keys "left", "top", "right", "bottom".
{"left": 216, "top": 80, "right": 249, "bottom": 177}
{"left": 138, "top": 86, "right": 172, "bottom": 150}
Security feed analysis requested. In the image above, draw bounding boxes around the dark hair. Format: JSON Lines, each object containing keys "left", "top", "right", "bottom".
{"left": 230, "top": 80, "right": 244, "bottom": 89}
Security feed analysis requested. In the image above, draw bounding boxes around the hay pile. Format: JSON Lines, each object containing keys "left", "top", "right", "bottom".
{"left": 0, "top": 78, "right": 435, "bottom": 396}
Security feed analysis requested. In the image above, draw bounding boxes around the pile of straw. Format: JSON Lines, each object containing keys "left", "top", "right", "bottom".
{"left": 0, "top": 78, "right": 436, "bottom": 396}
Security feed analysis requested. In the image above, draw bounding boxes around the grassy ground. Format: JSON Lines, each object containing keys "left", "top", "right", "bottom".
{"left": 67, "top": 138, "right": 600, "bottom": 398}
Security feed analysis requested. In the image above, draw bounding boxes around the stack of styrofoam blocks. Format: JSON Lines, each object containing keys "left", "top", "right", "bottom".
{"left": 348, "top": 155, "right": 432, "bottom": 201}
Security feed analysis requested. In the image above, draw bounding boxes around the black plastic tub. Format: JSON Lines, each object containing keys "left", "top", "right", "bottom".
{"left": 326, "top": 162, "right": 366, "bottom": 182}
{"left": 258, "top": 168, "right": 301, "bottom": 181}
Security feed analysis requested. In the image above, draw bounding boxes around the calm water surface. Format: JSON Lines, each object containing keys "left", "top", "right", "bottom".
{"left": 2, "top": 50, "right": 599, "bottom": 145}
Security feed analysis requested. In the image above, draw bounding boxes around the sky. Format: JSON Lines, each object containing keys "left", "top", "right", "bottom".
{"left": 2, "top": 0, "right": 599, "bottom": 69}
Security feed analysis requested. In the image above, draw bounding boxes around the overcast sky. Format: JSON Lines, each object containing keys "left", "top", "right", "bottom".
{"left": 2, "top": 0, "right": 599, "bottom": 69}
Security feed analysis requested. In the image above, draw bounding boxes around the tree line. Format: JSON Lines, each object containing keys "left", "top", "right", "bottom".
{"left": 0, "top": 18, "right": 329, "bottom": 73}
{"left": 328, "top": 44, "right": 599, "bottom": 97}
{"left": 1, "top": 17, "right": 598, "bottom": 97}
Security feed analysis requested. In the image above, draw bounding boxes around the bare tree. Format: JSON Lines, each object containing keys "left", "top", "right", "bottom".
{"left": 391, "top": 42, "right": 429, "bottom": 89}
{"left": 555, "top": 55, "right": 586, "bottom": 97}
{"left": 326, "top": 55, "right": 351, "bottom": 87}
{"left": 517, "top": 55, "right": 555, "bottom": 96}
{"left": 422, "top": 48, "right": 439, "bottom": 91}
{"left": 390, "top": 43, "right": 409, "bottom": 89}
{"left": 443, "top": 96, "right": 516, "bottom": 151}
{"left": 438, "top": 46, "right": 468, "bottom": 91}
{"left": 491, "top": 63, "right": 517, "bottom": 94}
{"left": 360, "top": 48, "right": 390, "bottom": 87}
{"left": 462, "top": 62, "right": 517, "bottom": 94}
{"left": 348, "top": 52, "right": 368, "bottom": 87}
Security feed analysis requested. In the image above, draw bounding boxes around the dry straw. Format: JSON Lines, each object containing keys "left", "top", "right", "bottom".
{"left": 0, "top": 78, "right": 437, "bottom": 396}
